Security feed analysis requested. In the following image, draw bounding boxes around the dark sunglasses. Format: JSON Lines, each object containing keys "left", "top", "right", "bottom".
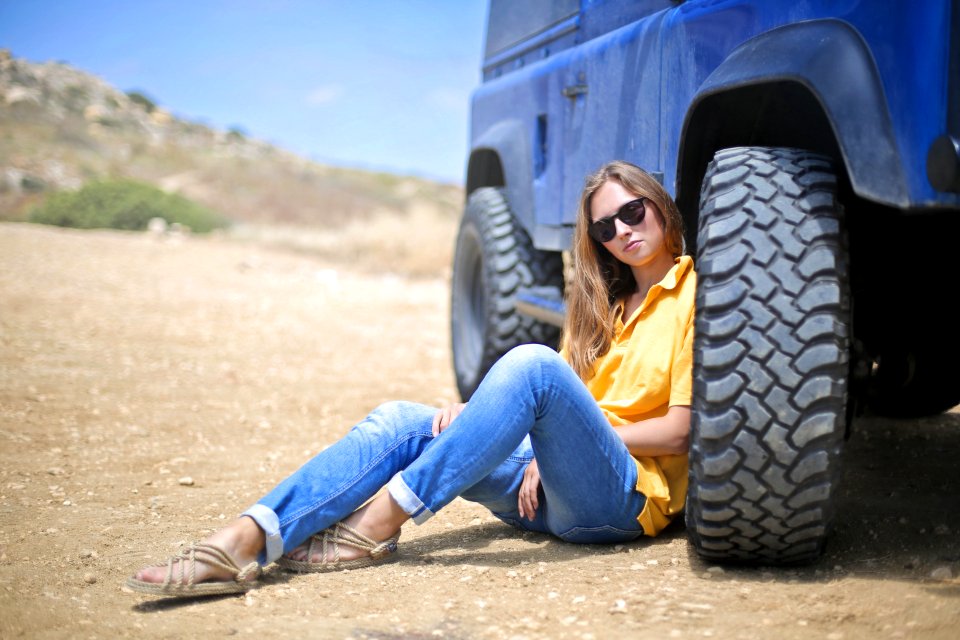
{"left": 588, "top": 197, "right": 647, "bottom": 243}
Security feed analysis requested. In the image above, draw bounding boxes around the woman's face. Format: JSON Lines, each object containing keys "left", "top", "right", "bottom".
{"left": 590, "top": 178, "right": 669, "bottom": 271}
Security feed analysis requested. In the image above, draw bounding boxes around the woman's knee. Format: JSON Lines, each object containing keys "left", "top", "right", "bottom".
{"left": 479, "top": 344, "right": 572, "bottom": 398}
{"left": 370, "top": 400, "right": 416, "bottom": 419}
{"left": 497, "top": 343, "right": 565, "bottom": 373}
{"left": 354, "top": 401, "right": 434, "bottom": 437}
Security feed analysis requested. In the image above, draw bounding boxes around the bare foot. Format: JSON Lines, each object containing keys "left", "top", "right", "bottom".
{"left": 131, "top": 516, "right": 264, "bottom": 586}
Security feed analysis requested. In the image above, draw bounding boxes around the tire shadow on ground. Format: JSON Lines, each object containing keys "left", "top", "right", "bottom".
{"left": 682, "top": 411, "right": 960, "bottom": 588}
{"left": 398, "top": 520, "right": 686, "bottom": 568}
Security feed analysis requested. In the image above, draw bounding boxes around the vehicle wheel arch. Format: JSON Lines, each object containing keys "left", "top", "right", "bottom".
{"left": 466, "top": 148, "right": 505, "bottom": 193}
{"left": 675, "top": 18, "right": 909, "bottom": 251}
{"left": 468, "top": 120, "right": 537, "bottom": 237}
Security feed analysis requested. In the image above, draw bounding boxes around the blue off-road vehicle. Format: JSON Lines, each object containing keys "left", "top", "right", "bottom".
{"left": 451, "top": 0, "right": 960, "bottom": 563}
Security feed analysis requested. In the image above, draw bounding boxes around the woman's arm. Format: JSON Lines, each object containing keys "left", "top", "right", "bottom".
{"left": 614, "top": 405, "right": 691, "bottom": 457}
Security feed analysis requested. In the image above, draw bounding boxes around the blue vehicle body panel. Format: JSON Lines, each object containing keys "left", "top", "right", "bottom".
{"left": 469, "top": 0, "right": 958, "bottom": 250}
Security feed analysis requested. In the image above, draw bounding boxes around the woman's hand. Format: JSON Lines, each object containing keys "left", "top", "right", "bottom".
{"left": 518, "top": 458, "right": 541, "bottom": 521}
{"left": 432, "top": 402, "right": 467, "bottom": 436}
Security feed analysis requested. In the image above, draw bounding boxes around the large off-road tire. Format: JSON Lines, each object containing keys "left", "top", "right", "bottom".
{"left": 451, "top": 187, "right": 563, "bottom": 399}
{"left": 687, "top": 147, "right": 850, "bottom": 564}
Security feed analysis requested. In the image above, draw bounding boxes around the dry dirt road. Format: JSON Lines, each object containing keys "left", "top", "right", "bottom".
{"left": 1, "top": 223, "right": 958, "bottom": 640}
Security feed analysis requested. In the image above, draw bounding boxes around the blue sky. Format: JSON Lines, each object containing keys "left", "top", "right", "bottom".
{"left": 0, "top": 0, "right": 488, "bottom": 183}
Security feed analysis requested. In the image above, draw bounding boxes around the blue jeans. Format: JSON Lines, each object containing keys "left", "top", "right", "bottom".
{"left": 243, "top": 344, "right": 646, "bottom": 564}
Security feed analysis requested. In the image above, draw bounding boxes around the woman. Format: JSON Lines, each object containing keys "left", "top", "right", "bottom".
{"left": 128, "top": 161, "right": 696, "bottom": 597}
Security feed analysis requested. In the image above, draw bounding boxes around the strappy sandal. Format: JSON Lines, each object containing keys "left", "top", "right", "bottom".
{"left": 276, "top": 522, "right": 399, "bottom": 573}
{"left": 126, "top": 542, "right": 260, "bottom": 597}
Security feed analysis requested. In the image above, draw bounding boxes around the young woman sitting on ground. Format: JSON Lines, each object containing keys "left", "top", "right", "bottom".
{"left": 128, "top": 160, "right": 696, "bottom": 597}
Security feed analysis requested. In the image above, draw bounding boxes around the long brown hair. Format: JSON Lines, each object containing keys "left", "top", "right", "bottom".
{"left": 563, "top": 161, "right": 685, "bottom": 381}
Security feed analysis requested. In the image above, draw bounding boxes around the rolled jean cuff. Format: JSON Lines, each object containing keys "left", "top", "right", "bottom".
{"left": 386, "top": 472, "right": 434, "bottom": 525}
{"left": 242, "top": 504, "right": 284, "bottom": 565}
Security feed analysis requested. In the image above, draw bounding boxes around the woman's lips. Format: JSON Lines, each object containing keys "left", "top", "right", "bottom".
{"left": 624, "top": 239, "right": 642, "bottom": 252}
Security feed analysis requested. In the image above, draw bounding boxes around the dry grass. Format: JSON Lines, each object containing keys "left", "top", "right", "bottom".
{"left": 1, "top": 116, "right": 465, "bottom": 278}
{"left": 227, "top": 203, "right": 460, "bottom": 278}
{"left": 0, "top": 88, "right": 464, "bottom": 239}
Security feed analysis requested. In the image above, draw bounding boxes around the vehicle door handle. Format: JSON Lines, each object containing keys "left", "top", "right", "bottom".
{"left": 562, "top": 84, "right": 588, "bottom": 98}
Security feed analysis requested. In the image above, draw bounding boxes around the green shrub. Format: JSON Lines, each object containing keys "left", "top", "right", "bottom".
{"left": 125, "top": 90, "right": 157, "bottom": 113}
{"left": 28, "top": 179, "right": 229, "bottom": 233}
{"left": 20, "top": 175, "right": 47, "bottom": 192}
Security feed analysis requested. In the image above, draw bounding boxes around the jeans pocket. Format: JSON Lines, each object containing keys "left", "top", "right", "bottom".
{"left": 556, "top": 524, "right": 643, "bottom": 544}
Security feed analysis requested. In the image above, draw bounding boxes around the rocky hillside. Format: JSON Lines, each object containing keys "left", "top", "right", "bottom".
{"left": 0, "top": 49, "right": 462, "bottom": 227}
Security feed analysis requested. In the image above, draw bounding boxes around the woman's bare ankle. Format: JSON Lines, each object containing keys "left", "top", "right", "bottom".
{"left": 207, "top": 516, "right": 265, "bottom": 563}
{"left": 343, "top": 492, "right": 408, "bottom": 542}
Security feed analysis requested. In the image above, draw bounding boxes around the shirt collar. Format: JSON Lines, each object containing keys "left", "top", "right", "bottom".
{"left": 655, "top": 255, "right": 693, "bottom": 293}
{"left": 615, "top": 255, "right": 693, "bottom": 329}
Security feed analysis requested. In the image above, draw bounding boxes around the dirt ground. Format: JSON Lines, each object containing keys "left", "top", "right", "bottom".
{"left": 1, "top": 222, "right": 958, "bottom": 640}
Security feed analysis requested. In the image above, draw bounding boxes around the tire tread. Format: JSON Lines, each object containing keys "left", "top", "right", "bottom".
{"left": 688, "top": 147, "right": 849, "bottom": 564}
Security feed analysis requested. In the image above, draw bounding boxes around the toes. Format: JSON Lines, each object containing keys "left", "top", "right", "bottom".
{"left": 285, "top": 545, "right": 308, "bottom": 562}
{"left": 133, "top": 567, "right": 158, "bottom": 583}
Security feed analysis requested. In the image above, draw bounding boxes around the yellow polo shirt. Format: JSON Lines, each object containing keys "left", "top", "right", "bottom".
{"left": 580, "top": 255, "right": 695, "bottom": 536}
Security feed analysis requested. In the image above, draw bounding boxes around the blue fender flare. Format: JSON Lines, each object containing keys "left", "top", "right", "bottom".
{"left": 467, "top": 119, "right": 536, "bottom": 236}
{"left": 679, "top": 18, "right": 909, "bottom": 209}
